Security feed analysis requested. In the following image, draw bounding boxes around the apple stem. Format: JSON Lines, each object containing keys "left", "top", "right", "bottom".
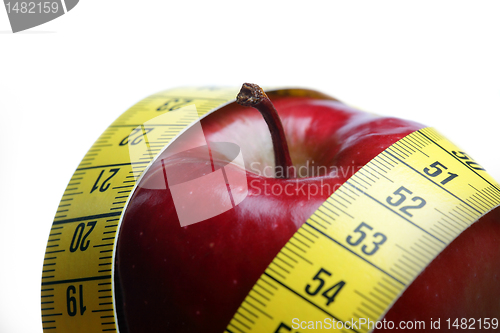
{"left": 237, "top": 83, "right": 294, "bottom": 179}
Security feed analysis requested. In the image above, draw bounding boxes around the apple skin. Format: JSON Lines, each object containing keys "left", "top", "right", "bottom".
{"left": 379, "top": 207, "right": 500, "bottom": 332}
{"left": 114, "top": 95, "right": 500, "bottom": 333}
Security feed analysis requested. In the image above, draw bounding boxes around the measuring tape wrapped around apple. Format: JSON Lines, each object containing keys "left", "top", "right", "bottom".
{"left": 41, "top": 84, "right": 500, "bottom": 333}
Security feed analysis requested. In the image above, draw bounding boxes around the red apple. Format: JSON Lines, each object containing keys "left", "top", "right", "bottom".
{"left": 114, "top": 84, "right": 500, "bottom": 332}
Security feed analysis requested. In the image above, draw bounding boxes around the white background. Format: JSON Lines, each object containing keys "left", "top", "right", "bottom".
{"left": 1, "top": 1, "right": 499, "bottom": 332}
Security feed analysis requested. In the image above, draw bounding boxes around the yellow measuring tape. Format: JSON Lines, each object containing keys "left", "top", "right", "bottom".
{"left": 41, "top": 87, "right": 500, "bottom": 333}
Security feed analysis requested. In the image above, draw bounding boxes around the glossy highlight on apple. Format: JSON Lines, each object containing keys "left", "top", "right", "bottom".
{"left": 126, "top": 104, "right": 248, "bottom": 227}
